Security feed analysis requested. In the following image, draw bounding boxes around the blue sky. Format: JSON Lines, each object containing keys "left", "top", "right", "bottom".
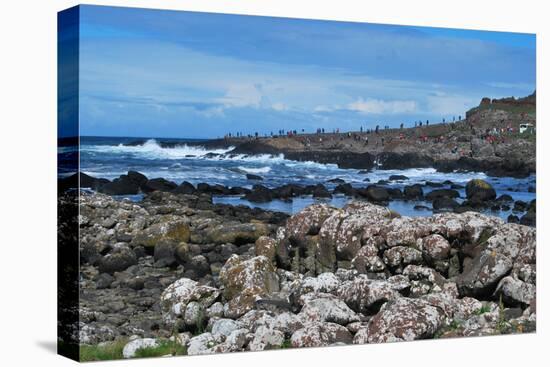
{"left": 74, "top": 5, "right": 535, "bottom": 138}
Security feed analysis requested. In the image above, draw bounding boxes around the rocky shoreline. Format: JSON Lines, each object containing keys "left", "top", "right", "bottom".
{"left": 69, "top": 186, "right": 536, "bottom": 358}
{"left": 60, "top": 171, "right": 536, "bottom": 227}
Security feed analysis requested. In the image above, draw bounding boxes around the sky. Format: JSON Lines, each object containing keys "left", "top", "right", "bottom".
{"left": 67, "top": 5, "right": 535, "bottom": 138}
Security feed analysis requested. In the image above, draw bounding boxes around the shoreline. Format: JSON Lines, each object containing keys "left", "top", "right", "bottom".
{"left": 68, "top": 189, "right": 536, "bottom": 357}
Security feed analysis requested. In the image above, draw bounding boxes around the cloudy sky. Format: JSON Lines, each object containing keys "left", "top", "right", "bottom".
{"left": 74, "top": 5, "right": 535, "bottom": 138}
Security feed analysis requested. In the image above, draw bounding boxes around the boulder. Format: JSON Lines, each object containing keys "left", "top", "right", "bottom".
{"left": 219, "top": 255, "right": 280, "bottom": 318}
{"left": 362, "top": 186, "right": 389, "bottom": 202}
{"left": 367, "top": 298, "right": 446, "bottom": 342}
{"left": 337, "top": 276, "right": 401, "bottom": 314}
{"left": 466, "top": 179, "right": 496, "bottom": 202}
{"left": 142, "top": 178, "right": 178, "bottom": 192}
{"left": 160, "top": 278, "right": 221, "bottom": 326}
{"left": 291, "top": 322, "right": 353, "bottom": 347}
{"left": 389, "top": 175, "right": 409, "bottom": 181}
{"left": 426, "top": 189, "right": 460, "bottom": 201}
{"left": 243, "top": 185, "right": 272, "bottom": 203}
{"left": 248, "top": 326, "right": 285, "bottom": 351}
{"left": 312, "top": 184, "right": 332, "bottom": 198}
{"left": 173, "top": 181, "right": 196, "bottom": 195}
{"left": 432, "top": 197, "right": 459, "bottom": 210}
{"left": 404, "top": 184, "right": 423, "bottom": 199}
{"left": 132, "top": 220, "right": 190, "bottom": 250}
{"left": 255, "top": 236, "right": 277, "bottom": 262}
{"left": 494, "top": 276, "right": 536, "bottom": 307}
{"left": 299, "top": 294, "right": 360, "bottom": 325}
{"left": 420, "top": 234, "right": 451, "bottom": 261}
{"left": 98, "top": 246, "right": 137, "bottom": 274}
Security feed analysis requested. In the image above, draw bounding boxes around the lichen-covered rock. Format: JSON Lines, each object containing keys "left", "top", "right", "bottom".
{"left": 248, "top": 326, "right": 285, "bottom": 351}
{"left": 367, "top": 298, "right": 446, "bottom": 343}
{"left": 457, "top": 250, "right": 513, "bottom": 297}
{"left": 132, "top": 220, "right": 190, "bottom": 249}
{"left": 219, "top": 255, "right": 280, "bottom": 318}
{"left": 383, "top": 246, "right": 423, "bottom": 268}
{"left": 284, "top": 204, "right": 336, "bottom": 246}
{"left": 337, "top": 275, "right": 401, "bottom": 313}
{"left": 211, "top": 319, "right": 242, "bottom": 340}
{"left": 255, "top": 236, "right": 277, "bottom": 262}
{"left": 187, "top": 332, "right": 217, "bottom": 355}
{"left": 299, "top": 294, "right": 360, "bottom": 325}
{"left": 160, "top": 278, "right": 221, "bottom": 326}
{"left": 494, "top": 276, "right": 536, "bottom": 306}
{"left": 420, "top": 234, "right": 451, "bottom": 261}
{"left": 291, "top": 322, "right": 353, "bottom": 347}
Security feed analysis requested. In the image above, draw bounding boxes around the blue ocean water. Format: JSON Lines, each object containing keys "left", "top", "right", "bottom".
{"left": 73, "top": 137, "right": 535, "bottom": 218}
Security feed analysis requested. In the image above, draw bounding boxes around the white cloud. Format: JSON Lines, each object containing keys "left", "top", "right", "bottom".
{"left": 425, "top": 93, "right": 477, "bottom": 115}
{"left": 271, "top": 102, "right": 287, "bottom": 111}
{"left": 347, "top": 98, "right": 417, "bottom": 115}
{"left": 220, "top": 83, "right": 263, "bottom": 108}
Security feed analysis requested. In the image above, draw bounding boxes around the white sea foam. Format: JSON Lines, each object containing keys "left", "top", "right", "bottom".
{"left": 236, "top": 166, "right": 271, "bottom": 174}
{"left": 82, "top": 139, "right": 234, "bottom": 160}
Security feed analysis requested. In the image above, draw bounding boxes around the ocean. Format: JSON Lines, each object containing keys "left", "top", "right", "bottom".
{"left": 68, "top": 136, "right": 536, "bottom": 218}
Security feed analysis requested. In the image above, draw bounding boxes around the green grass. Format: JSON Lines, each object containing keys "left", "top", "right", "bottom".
{"left": 133, "top": 340, "right": 187, "bottom": 358}
{"left": 79, "top": 338, "right": 187, "bottom": 362}
{"left": 79, "top": 339, "right": 127, "bottom": 362}
{"left": 474, "top": 304, "right": 492, "bottom": 315}
{"left": 278, "top": 338, "right": 293, "bottom": 349}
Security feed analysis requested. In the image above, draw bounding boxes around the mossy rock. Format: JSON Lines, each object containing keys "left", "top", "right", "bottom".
{"left": 466, "top": 179, "right": 496, "bottom": 201}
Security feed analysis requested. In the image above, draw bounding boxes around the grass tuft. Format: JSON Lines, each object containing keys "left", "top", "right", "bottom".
{"left": 79, "top": 339, "right": 127, "bottom": 362}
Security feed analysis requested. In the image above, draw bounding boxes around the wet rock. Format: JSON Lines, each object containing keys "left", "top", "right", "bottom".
{"left": 389, "top": 175, "right": 409, "bottom": 181}
{"left": 426, "top": 189, "right": 460, "bottom": 201}
{"left": 520, "top": 209, "right": 535, "bottom": 227}
{"left": 173, "top": 181, "right": 196, "bottom": 195}
{"left": 333, "top": 183, "right": 355, "bottom": 196}
{"left": 143, "top": 178, "right": 178, "bottom": 193}
{"left": 243, "top": 185, "right": 272, "bottom": 203}
{"left": 466, "top": 179, "right": 496, "bottom": 202}
{"left": 328, "top": 178, "right": 346, "bottom": 184}
{"left": 432, "top": 197, "right": 459, "bottom": 210}
{"left": 312, "top": 184, "right": 332, "bottom": 199}
{"left": 246, "top": 174, "right": 263, "bottom": 181}
{"left": 362, "top": 186, "right": 389, "bottom": 202}
{"left": 404, "top": 184, "right": 423, "bottom": 199}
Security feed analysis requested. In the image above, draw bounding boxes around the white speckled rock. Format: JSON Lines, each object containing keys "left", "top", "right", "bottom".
{"left": 367, "top": 298, "right": 446, "bottom": 343}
